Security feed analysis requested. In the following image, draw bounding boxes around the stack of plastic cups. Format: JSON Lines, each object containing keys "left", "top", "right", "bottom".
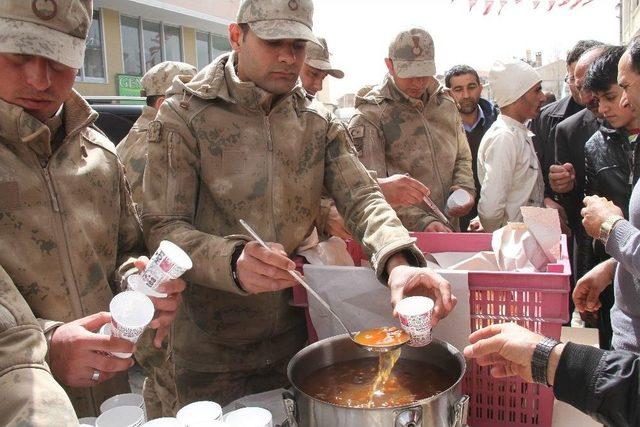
{"left": 223, "top": 407, "right": 273, "bottom": 427}
{"left": 176, "top": 401, "right": 223, "bottom": 426}
{"left": 100, "top": 393, "right": 147, "bottom": 422}
{"left": 141, "top": 418, "right": 184, "bottom": 426}
{"left": 95, "top": 406, "right": 145, "bottom": 427}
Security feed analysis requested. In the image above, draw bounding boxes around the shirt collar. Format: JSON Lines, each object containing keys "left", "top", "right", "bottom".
{"left": 463, "top": 104, "right": 485, "bottom": 132}
{"left": 500, "top": 114, "right": 535, "bottom": 138}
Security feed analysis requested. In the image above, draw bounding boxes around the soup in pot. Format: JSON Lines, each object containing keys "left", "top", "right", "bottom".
{"left": 299, "top": 355, "right": 457, "bottom": 408}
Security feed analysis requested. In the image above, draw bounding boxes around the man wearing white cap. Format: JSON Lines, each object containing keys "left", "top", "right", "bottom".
{"left": 143, "top": 0, "right": 456, "bottom": 408}
{"left": 349, "top": 28, "right": 476, "bottom": 232}
{"left": 477, "top": 60, "right": 547, "bottom": 231}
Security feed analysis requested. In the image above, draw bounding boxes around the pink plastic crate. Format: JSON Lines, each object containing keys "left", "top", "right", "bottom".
{"left": 348, "top": 232, "right": 571, "bottom": 427}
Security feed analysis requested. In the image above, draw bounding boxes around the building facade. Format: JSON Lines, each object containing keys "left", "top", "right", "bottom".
{"left": 74, "top": 0, "right": 239, "bottom": 96}
{"left": 622, "top": 0, "right": 640, "bottom": 43}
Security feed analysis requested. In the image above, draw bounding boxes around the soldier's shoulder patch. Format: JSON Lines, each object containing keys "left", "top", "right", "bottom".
{"left": 147, "top": 120, "right": 163, "bottom": 143}
{"left": 349, "top": 125, "right": 365, "bottom": 139}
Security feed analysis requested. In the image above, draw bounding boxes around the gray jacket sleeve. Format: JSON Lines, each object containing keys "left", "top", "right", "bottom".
{"left": 605, "top": 219, "right": 640, "bottom": 278}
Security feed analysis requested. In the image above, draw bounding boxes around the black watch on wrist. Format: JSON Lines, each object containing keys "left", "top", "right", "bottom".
{"left": 531, "top": 337, "right": 561, "bottom": 386}
{"left": 231, "top": 244, "right": 245, "bottom": 291}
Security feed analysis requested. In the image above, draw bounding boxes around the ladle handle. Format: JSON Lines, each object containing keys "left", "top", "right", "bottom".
{"left": 239, "top": 219, "right": 354, "bottom": 337}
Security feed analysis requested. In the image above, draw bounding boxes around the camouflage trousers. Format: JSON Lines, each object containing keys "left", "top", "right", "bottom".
{"left": 142, "top": 366, "right": 177, "bottom": 419}
{"left": 172, "top": 356, "right": 292, "bottom": 409}
{"left": 135, "top": 330, "right": 178, "bottom": 419}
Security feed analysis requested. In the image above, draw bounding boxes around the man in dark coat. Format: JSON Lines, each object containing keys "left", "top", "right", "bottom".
{"left": 445, "top": 64, "right": 499, "bottom": 231}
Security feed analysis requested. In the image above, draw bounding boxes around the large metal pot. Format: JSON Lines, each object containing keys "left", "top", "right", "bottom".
{"left": 285, "top": 334, "right": 468, "bottom": 427}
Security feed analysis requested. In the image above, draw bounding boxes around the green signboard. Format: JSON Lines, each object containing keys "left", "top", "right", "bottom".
{"left": 116, "top": 74, "right": 143, "bottom": 96}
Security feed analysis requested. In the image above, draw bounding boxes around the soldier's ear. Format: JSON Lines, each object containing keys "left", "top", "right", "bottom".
{"left": 229, "top": 24, "right": 243, "bottom": 51}
{"left": 154, "top": 96, "right": 166, "bottom": 110}
{"left": 384, "top": 58, "right": 395, "bottom": 76}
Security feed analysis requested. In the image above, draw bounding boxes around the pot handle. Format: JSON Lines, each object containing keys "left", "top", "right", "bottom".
{"left": 394, "top": 406, "right": 422, "bottom": 427}
{"left": 452, "top": 395, "right": 470, "bottom": 427}
{"left": 282, "top": 391, "right": 299, "bottom": 427}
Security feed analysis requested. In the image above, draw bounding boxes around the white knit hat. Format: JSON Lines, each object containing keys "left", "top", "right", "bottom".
{"left": 489, "top": 59, "right": 542, "bottom": 108}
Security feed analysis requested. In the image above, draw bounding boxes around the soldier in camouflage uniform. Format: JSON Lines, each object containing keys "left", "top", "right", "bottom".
{"left": 302, "top": 38, "right": 431, "bottom": 240}
{"left": 0, "top": 264, "right": 78, "bottom": 426}
{"left": 298, "top": 36, "right": 351, "bottom": 240}
{"left": 143, "top": 0, "right": 457, "bottom": 410}
{"left": 300, "top": 37, "right": 344, "bottom": 97}
{"left": 117, "top": 61, "right": 197, "bottom": 214}
{"left": 0, "top": 0, "right": 185, "bottom": 417}
{"left": 348, "top": 28, "right": 476, "bottom": 232}
{"left": 118, "top": 61, "right": 196, "bottom": 419}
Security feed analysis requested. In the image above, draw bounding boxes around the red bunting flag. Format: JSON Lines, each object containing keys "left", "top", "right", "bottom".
{"left": 570, "top": 0, "right": 583, "bottom": 8}
{"left": 558, "top": 0, "right": 570, "bottom": 5}
{"left": 483, "top": 0, "right": 494, "bottom": 15}
{"left": 469, "top": 0, "right": 478, "bottom": 11}
{"left": 581, "top": 0, "right": 594, "bottom": 5}
{"left": 498, "top": 0, "right": 508, "bottom": 14}
{"left": 547, "top": 0, "right": 556, "bottom": 10}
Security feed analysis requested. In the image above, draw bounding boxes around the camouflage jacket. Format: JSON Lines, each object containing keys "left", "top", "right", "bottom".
{"left": 143, "top": 53, "right": 425, "bottom": 372}
{"left": 348, "top": 75, "right": 475, "bottom": 231}
{"left": 117, "top": 105, "right": 157, "bottom": 209}
{"left": 0, "top": 264, "right": 77, "bottom": 426}
{"left": 0, "top": 92, "right": 144, "bottom": 416}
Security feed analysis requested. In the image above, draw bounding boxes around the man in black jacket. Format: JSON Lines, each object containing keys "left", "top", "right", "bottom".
{"left": 445, "top": 65, "right": 499, "bottom": 231}
{"left": 464, "top": 322, "right": 639, "bottom": 427}
{"left": 550, "top": 45, "right": 607, "bottom": 238}
{"left": 579, "top": 45, "right": 640, "bottom": 349}
{"left": 530, "top": 40, "right": 603, "bottom": 202}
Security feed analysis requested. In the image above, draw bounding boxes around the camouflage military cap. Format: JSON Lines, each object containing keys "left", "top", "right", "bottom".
{"left": 237, "top": 0, "right": 320, "bottom": 46}
{"left": 141, "top": 61, "right": 198, "bottom": 97}
{"left": 305, "top": 37, "right": 344, "bottom": 79}
{"left": 388, "top": 28, "right": 436, "bottom": 78}
{"left": 0, "top": 0, "right": 92, "bottom": 69}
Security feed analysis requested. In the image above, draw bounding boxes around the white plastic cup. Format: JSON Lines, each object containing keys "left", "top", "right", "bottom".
{"left": 78, "top": 417, "right": 97, "bottom": 426}
{"left": 109, "top": 291, "right": 155, "bottom": 358}
{"left": 141, "top": 418, "right": 183, "bottom": 426}
{"left": 127, "top": 273, "right": 167, "bottom": 298}
{"left": 223, "top": 407, "right": 273, "bottom": 427}
{"left": 96, "top": 406, "right": 145, "bottom": 427}
{"left": 176, "top": 401, "right": 223, "bottom": 426}
{"left": 100, "top": 393, "right": 146, "bottom": 420}
{"left": 446, "top": 188, "right": 472, "bottom": 212}
{"left": 396, "top": 296, "right": 435, "bottom": 347}
{"left": 141, "top": 240, "right": 192, "bottom": 292}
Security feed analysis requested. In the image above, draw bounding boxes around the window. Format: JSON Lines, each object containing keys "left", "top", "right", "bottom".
{"left": 121, "top": 16, "right": 184, "bottom": 75}
{"left": 196, "top": 31, "right": 231, "bottom": 70}
{"left": 121, "top": 15, "right": 142, "bottom": 75}
{"left": 164, "top": 25, "right": 182, "bottom": 62}
{"left": 77, "top": 9, "right": 106, "bottom": 82}
{"left": 143, "top": 21, "right": 162, "bottom": 71}
{"left": 196, "top": 31, "right": 210, "bottom": 70}
{"left": 212, "top": 34, "right": 231, "bottom": 60}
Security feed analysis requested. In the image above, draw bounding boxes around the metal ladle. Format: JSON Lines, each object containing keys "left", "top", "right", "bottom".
{"left": 239, "top": 219, "right": 408, "bottom": 353}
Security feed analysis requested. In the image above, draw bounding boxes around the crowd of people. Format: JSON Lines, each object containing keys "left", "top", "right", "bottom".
{"left": 2, "top": 0, "right": 640, "bottom": 425}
